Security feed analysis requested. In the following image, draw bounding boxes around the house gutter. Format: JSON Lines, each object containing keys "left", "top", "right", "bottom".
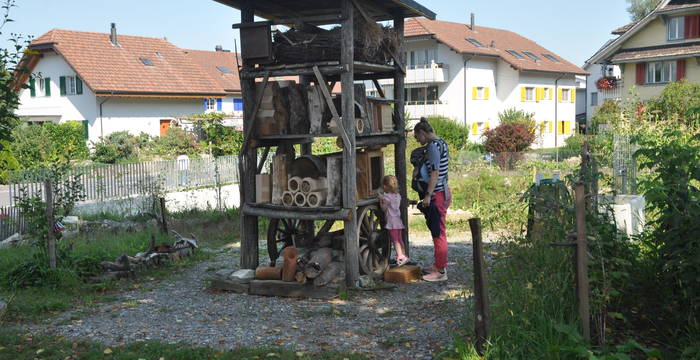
{"left": 99, "top": 96, "right": 111, "bottom": 138}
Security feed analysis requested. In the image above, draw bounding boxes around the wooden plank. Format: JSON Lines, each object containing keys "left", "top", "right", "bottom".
{"left": 241, "top": 204, "right": 351, "bottom": 221}
{"left": 469, "top": 218, "right": 490, "bottom": 354}
{"left": 210, "top": 278, "right": 250, "bottom": 294}
{"left": 341, "top": 0, "right": 359, "bottom": 288}
{"left": 393, "top": 16, "right": 409, "bottom": 257}
{"left": 307, "top": 85, "right": 325, "bottom": 134}
{"left": 354, "top": 83, "right": 371, "bottom": 134}
{"left": 249, "top": 279, "right": 338, "bottom": 299}
{"left": 257, "top": 147, "right": 271, "bottom": 174}
{"left": 271, "top": 154, "right": 288, "bottom": 205}
{"left": 44, "top": 180, "right": 56, "bottom": 270}
{"left": 575, "top": 182, "right": 591, "bottom": 341}
{"left": 313, "top": 66, "right": 349, "bottom": 150}
{"left": 371, "top": 79, "right": 385, "bottom": 99}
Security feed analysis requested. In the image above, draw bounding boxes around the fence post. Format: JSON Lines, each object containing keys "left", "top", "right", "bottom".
{"left": 159, "top": 197, "right": 168, "bottom": 234}
{"left": 44, "top": 180, "right": 57, "bottom": 269}
{"left": 575, "top": 182, "right": 591, "bottom": 341}
{"left": 469, "top": 217, "right": 490, "bottom": 353}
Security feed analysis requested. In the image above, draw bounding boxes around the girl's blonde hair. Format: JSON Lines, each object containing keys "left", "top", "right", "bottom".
{"left": 382, "top": 175, "right": 398, "bottom": 193}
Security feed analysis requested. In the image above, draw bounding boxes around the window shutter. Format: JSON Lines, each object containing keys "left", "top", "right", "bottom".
{"left": 59, "top": 76, "right": 66, "bottom": 96}
{"left": 520, "top": 86, "right": 526, "bottom": 102}
{"left": 677, "top": 59, "right": 686, "bottom": 80}
{"left": 564, "top": 121, "right": 571, "bottom": 134}
{"left": 484, "top": 122, "right": 490, "bottom": 130}
{"left": 76, "top": 77, "right": 83, "bottom": 94}
{"left": 233, "top": 98, "right": 243, "bottom": 111}
{"left": 557, "top": 88, "right": 563, "bottom": 102}
{"left": 571, "top": 89, "right": 576, "bottom": 103}
{"left": 216, "top": 98, "right": 222, "bottom": 111}
{"left": 43, "top": 78, "right": 51, "bottom": 96}
{"left": 29, "top": 77, "right": 36, "bottom": 97}
{"left": 535, "top": 88, "right": 541, "bottom": 102}
{"left": 484, "top": 87, "right": 489, "bottom": 100}
{"left": 471, "top": 122, "right": 478, "bottom": 135}
{"left": 687, "top": 15, "right": 700, "bottom": 38}
{"left": 548, "top": 121, "right": 553, "bottom": 133}
{"left": 82, "top": 120, "right": 89, "bottom": 140}
{"left": 204, "top": 99, "right": 208, "bottom": 111}
{"left": 635, "top": 63, "right": 646, "bottom": 85}
{"left": 472, "top": 87, "right": 477, "bottom": 100}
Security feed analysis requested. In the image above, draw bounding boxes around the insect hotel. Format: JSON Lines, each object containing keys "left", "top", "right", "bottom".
{"left": 213, "top": 0, "right": 435, "bottom": 297}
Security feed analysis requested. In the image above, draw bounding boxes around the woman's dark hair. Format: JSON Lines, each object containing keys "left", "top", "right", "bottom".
{"left": 414, "top": 116, "right": 434, "bottom": 134}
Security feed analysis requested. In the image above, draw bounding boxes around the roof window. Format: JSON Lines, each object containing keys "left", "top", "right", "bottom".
{"left": 522, "top": 51, "right": 540, "bottom": 61}
{"left": 466, "top": 38, "right": 484, "bottom": 47}
{"left": 542, "top": 54, "right": 560, "bottom": 62}
{"left": 140, "top": 57, "right": 154, "bottom": 66}
{"left": 217, "top": 66, "right": 232, "bottom": 73}
{"left": 506, "top": 49, "right": 524, "bottom": 59}
{"left": 155, "top": 52, "right": 164, "bottom": 59}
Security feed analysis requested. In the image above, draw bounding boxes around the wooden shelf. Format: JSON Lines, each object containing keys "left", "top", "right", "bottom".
{"left": 240, "top": 60, "right": 397, "bottom": 79}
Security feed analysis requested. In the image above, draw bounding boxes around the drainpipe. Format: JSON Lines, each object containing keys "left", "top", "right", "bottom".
{"left": 554, "top": 73, "right": 565, "bottom": 161}
{"left": 99, "top": 96, "right": 111, "bottom": 138}
{"left": 463, "top": 56, "right": 472, "bottom": 126}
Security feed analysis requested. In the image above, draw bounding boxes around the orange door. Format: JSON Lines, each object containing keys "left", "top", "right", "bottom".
{"left": 160, "top": 120, "right": 171, "bottom": 136}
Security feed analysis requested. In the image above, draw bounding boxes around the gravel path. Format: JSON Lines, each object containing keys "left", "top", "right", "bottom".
{"left": 26, "top": 234, "right": 484, "bottom": 359}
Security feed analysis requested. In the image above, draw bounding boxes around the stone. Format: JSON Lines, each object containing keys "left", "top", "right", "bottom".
{"left": 0, "top": 233, "right": 21, "bottom": 249}
{"left": 214, "top": 269, "right": 233, "bottom": 280}
{"left": 230, "top": 269, "right": 255, "bottom": 283}
{"left": 358, "top": 275, "right": 376, "bottom": 289}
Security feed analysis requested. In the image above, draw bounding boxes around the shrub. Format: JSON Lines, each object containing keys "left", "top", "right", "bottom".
{"left": 91, "top": 131, "right": 140, "bottom": 164}
{"left": 498, "top": 107, "right": 535, "bottom": 126}
{"left": 11, "top": 122, "right": 89, "bottom": 168}
{"left": 647, "top": 80, "right": 700, "bottom": 125}
{"left": 483, "top": 122, "right": 536, "bottom": 170}
{"left": 191, "top": 113, "right": 244, "bottom": 156}
{"left": 151, "top": 127, "right": 199, "bottom": 156}
{"left": 590, "top": 100, "right": 621, "bottom": 133}
{"left": 426, "top": 116, "right": 471, "bottom": 152}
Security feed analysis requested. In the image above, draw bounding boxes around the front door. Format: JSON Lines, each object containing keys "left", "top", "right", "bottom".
{"left": 160, "top": 119, "right": 171, "bottom": 136}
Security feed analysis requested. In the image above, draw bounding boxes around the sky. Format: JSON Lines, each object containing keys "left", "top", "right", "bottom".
{"left": 1, "top": 0, "right": 632, "bottom": 67}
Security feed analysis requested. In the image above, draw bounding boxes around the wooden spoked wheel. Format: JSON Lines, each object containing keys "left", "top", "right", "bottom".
{"left": 357, "top": 205, "right": 390, "bottom": 276}
{"left": 266, "top": 218, "right": 301, "bottom": 266}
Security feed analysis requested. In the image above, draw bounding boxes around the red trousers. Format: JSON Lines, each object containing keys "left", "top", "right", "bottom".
{"left": 419, "top": 191, "right": 448, "bottom": 269}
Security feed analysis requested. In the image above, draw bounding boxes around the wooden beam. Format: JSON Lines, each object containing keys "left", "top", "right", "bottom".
{"left": 469, "top": 218, "right": 490, "bottom": 354}
{"left": 249, "top": 280, "right": 338, "bottom": 299}
{"left": 241, "top": 204, "right": 351, "bottom": 221}
{"left": 257, "top": 147, "right": 271, "bottom": 174}
{"left": 241, "top": 72, "right": 270, "bottom": 154}
{"left": 575, "top": 182, "right": 591, "bottom": 341}
{"left": 372, "top": 79, "right": 385, "bottom": 99}
{"left": 393, "top": 15, "right": 409, "bottom": 257}
{"left": 313, "top": 66, "right": 350, "bottom": 151}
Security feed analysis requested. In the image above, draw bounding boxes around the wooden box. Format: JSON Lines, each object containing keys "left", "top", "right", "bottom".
{"left": 384, "top": 265, "right": 422, "bottom": 284}
{"left": 356, "top": 150, "right": 384, "bottom": 199}
{"left": 256, "top": 174, "right": 272, "bottom": 203}
{"left": 380, "top": 104, "right": 394, "bottom": 132}
{"left": 368, "top": 100, "right": 395, "bottom": 133}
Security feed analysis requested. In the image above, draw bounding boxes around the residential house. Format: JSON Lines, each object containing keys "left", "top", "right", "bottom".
{"left": 373, "top": 16, "right": 587, "bottom": 148}
{"left": 16, "top": 24, "right": 242, "bottom": 143}
{"left": 586, "top": 0, "right": 700, "bottom": 103}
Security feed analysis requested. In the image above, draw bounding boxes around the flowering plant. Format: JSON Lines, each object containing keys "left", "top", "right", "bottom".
{"left": 596, "top": 77, "right": 617, "bottom": 90}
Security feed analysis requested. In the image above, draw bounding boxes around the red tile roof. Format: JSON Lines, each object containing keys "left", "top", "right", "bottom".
{"left": 405, "top": 18, "right": 587, "bottom": 75}
{"left": 611, "top": 21, "right": 639, "bottom": 35}
{"left": 185, "top": 49, "right": 241, "bottom": 94}
{"left": 29, "top": 29, "right": 240, "bottom": 96}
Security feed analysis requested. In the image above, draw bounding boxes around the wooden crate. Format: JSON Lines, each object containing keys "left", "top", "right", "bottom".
{"left": 356, "top": 150, "right": 384, "bottom": 199}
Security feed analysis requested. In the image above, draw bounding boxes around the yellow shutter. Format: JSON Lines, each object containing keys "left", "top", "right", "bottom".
{"left": 472, "top": 87, "right": 477, "bottom": 100}
{"left": 484, "top": 122, "right": 490, "bottom": 130}
{"left": 571, "top": 89, "right": 576, "bottom": 103}
{"left": 535, "top": 88, "right": 540, "bottom": 102}
{"left": 548, "top": 121, "right": 553, "bottom": 133}
{"left": 564, "top": 120, "right": 571, "bottom": 134}
{"left": 484, "top": 87, "right": 490, "bottom": 100}
{"left": 471, "top": 122, "right": 478, "bottom": 135}
{"left": 557, "top": 88, "right": 563, "bottom": 102}
{"left": 520, "top": 86, "right": 526, "bottom": 102}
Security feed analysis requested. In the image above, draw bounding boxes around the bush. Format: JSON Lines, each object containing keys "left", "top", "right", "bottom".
{"left": 498, "top": 107, "right": 535, "bottom": 126}
{"left": 647, "top": 80, "right": 700, "bottom": 125}
{"left": 483, "top": 122, "right": 536, "bottom": 170}
{"left": 590, "top": 100, "right": 621, "bottom": 133}
{"left": 425, "top": 116, "right": 472, "bottom": 153}
{"left": 11, "top": 122, "right": 89, "bottom": 168}
{"left": 191, "top": 113, "right": 244, "bottom": 156}
{"left": 151, "top": 127, "right": 199, "bottom": 156}
{"left": 91, "top": 131, "right": 140, "bottom": 164}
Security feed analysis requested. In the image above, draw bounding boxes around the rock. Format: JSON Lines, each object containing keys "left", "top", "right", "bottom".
{"left": 214, "top": 269, "right": 233, "bottom": 280}
{"left": 358, "top": 275, "right": 376, "bottom": 289}
{"left": 0, "top": 233, "right": 21, "bottom": 249}
{"left": 230, "top": 269, "right": 255, "bottom": 283}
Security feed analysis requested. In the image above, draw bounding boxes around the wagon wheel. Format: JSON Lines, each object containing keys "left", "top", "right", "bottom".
{"left": 357, "top": 205, "right": 390, "bottom": 276}
{"left": 266, "top": 218, "right": 301, "bottom": 266}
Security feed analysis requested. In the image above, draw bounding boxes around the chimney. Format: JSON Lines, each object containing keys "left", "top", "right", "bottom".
{"left": 110, "top": 23, "right": 119, "bottom": 47}
{"left": 215, "top": 45, "right": 223, "bottom": 51}
{"left": 470, "top": 13, "right": 475, "bottom": 31}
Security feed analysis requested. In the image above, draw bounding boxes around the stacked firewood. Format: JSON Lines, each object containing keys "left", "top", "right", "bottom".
{"left": 95, "top": 231, "right": 198, "bottom": 281}
{"left": 282, "top": 176, "right": 329, "bottom": 207}
{"left": 255, "top": 243, "right": 345, "bottom": 287}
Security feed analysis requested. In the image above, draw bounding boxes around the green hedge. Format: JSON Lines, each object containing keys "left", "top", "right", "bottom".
{"left": 11, "top": 121, "right": 89, "bottom": 169}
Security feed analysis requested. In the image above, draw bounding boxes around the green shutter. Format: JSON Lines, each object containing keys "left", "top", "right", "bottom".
{"left": 76, "top": 77, "right": 83, "bottom": 95}
{"left": 82, "top": 120, "right": 89, "bottom": 140}
{"left": 59, "top": 76, "right": 66, "bottom": 96}
{"left": 29, "top": 77, "right": 36, "bottom": 97}
{"left": 44, "top": 77, "right": 51, "bottom": 96}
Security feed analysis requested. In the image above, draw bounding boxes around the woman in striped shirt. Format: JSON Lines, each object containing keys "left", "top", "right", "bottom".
{"left": 413, "top": 117, "right": 451, "bottom": 282}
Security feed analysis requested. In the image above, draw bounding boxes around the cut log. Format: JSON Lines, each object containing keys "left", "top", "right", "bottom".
{"left": 271, "top": 154, "right": 288, "bottom": 205}
{"left": 255, "top": 81, "right": 289, "bottom": 136}
{"left": 313, "top": 261, "right": 342, "bottom": 286}
{"left": 288, "top": 84, "right": 309, "bottom": 134}
{"left": 300, "top": 177, "right": 328, "bottom": 193}
{"left": 282, "top": 191, "right": 295, "bottom": 206}
{"left": 281, "top": 247, "right": 298, "bottom": 282}
{"left": 255, "top": 266, "right": 283, "bottom": 280}
{"left": 307, "top": 85, "right": 325, "bottom": 134}
{"left": 294, "top": 192, "right": 307, "bottom": 207}
{"left": 325, "top": 156, "right": 342, "bottom": 206}
{"left": 355, "top": 117, "right": 365, "bottom": 133}
{"left": 101, "top": 254, "right": 131, "bottom": 272}
{"left": 288, "top": 176, "right": 302, "bottom": 193}
{"left": 305, "top": 247, "right": 332, "bottom": 279}
{"left": 295, "top": 271, "right": 307, "bottom": 283}
{"left": 307, "top": 191, "right": 328, "bottom": 208}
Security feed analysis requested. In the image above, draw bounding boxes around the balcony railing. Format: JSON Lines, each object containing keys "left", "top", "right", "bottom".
{"left": 599, "top": 79, "right": 624, "bottom": 102}
{"left": 405, "top": 101, "right": 449, "bottom": 119}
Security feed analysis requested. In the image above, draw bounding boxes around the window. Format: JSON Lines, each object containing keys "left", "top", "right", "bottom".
{"left": 217, "top": 66, "right": 232, "bottom": 73}
{"left": 561, "top": 88, "right": 570, "bottom": 102}
{"left": 522, "top": 51, "right": 540, "bottom": 61}
{"left": 140, "top": 57, "right": 154, "bottom": 66}
{"left": 206, "top": 98, "right": 216, "bottom": 111}
{"left": 542, "top": 54, "right": 560, "bottom": 63}
{"left": 406, "top": 85, "right": 439, "bottom": 104}
{"left": 668, "top": 16, "right": 685, "bottom": 40}
{"left": 646, "top": 61, "right": 676, "bottom": 83}
{"left": 466, "top": 38, "right": 484, "bottom": 47}
{"left": 37, "top": 76, "right": 45, "bottom": 95}
{"left": 472, "top": 86, "right": 489, "bottom": 100}
{"left": 591, "top": 92, "right": 598, "bottom": 106}
{"left": 506, "top": 50, "right": 524, "bottom": 59}
{"left": 427, "top": 86, "right": 438, "bottom": 103}
{"left": 65, "top": 76, "right": 77, "bottom": 95}
{"left": 155, "top": 52, "right": 164, "bottom": 59}
{"left": 525, "top": 87, "right": 535, "bottom": 101}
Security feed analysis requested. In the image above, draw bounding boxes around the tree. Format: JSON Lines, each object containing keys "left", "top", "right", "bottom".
{"left": 626, "top": 0, "right": 658, "bottom": 21}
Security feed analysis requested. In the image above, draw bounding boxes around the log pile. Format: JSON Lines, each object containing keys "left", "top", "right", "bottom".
{"left": 254, "top": 246, "right": 345, "bottom": 287}
{"left": 284, "top": 176, "right": 329, "bottom": 207}
{"left": 95, "top": 231, "right": 198, "bottom": 281}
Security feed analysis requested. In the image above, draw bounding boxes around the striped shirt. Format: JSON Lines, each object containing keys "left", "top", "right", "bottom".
{"left": 420, "top": 138, "right": 449, "bottom": 193}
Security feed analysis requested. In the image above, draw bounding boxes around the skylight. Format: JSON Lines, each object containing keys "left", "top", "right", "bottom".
{"left": 506, "top": 49, "right": 524, "bottom": 59}
{"left": 155, "top": 52, "right": 164, "bottom": 59}
{"left": 140, "top": 57, "right": 154, "bottom": 66}
{"left": 466, "top": 38, "right": 484, "bottom": 47}
{"left": 217, "top": 66, "right": 232, "bottom": 73}
{"left": 522, "top": 51, "right": 540, "bottom": 61}
{"left": 542, "top": 54, "right": 560, "bottom": 63}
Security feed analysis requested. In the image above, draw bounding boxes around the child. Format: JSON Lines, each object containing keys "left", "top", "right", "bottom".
{"left": 379, "top": 175, "right": 408, "bottom": 266}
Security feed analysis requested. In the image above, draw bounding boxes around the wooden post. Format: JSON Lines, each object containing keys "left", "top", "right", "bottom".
{"left": 575, "top": 182, "right": 591, "bottom": 341}
{"left": 340, "top": 0, "right": 358, "bottom": 287}
{"left": 159, "top": 197, "right": 168, "bottom": 234}
{"left": 239, "top": 0, "right": 259, "bottom": 269}
{"left": 393, "top": 16, "right": 409, "bottom": 257}
{"left": 44, "top": 180, "right": 56, "bottom": 270}
{"left": 469, "top": 218, "right": 490, "bottom": 353}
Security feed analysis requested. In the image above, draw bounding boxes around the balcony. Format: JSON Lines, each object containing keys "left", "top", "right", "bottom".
{"left": 406, "top": 63, "right": 449, "bottom": 84}
{"left": 405, "top": 101, "right": 449, "bottom": 119}
{"left": 598, "top": 79, "right": 624, "bottom": 102}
